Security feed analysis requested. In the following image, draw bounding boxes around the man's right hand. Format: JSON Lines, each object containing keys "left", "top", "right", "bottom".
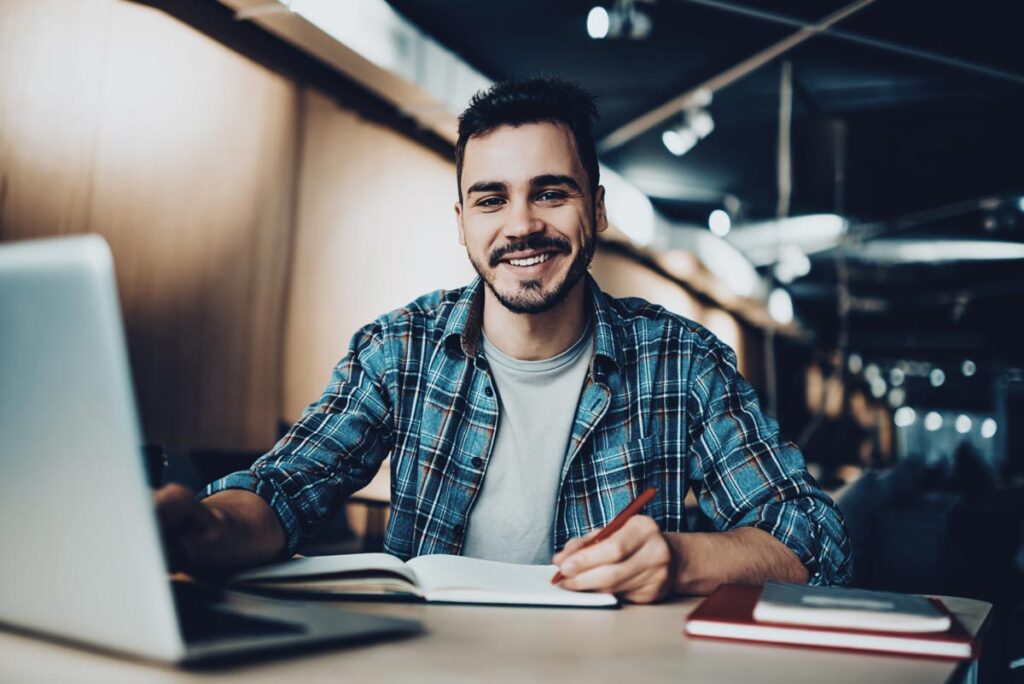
{"left": 154, "top": 484, "right": 285, "bottom": 578}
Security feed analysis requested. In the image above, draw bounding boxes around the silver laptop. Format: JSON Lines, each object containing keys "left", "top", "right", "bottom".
{"left": 0, "top": 234, "right": 420, "bottom": 664}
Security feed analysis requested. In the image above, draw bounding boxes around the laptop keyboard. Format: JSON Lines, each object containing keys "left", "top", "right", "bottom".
{"left": 172, "top": 581, "right": 306, "bottom": 644}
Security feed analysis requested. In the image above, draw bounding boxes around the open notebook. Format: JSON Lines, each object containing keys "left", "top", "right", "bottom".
{"left": 232, "top": 553, "right": 618, "bottom": 608}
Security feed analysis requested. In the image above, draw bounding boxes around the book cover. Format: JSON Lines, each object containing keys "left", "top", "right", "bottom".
{"left": 753, "top": 580, "right": 952, "bottom": 632}
{"left": 684, "top": 584, "right": 977, "bottom": 661}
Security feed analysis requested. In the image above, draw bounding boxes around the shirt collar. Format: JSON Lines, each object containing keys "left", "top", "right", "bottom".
{"left": 442, "top": 274, "right": 621, "bottom": 379}
{"left": 442, "top": 276, "right": 486, "bottom": 359}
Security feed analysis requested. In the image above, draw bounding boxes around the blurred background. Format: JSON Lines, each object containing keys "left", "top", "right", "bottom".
{"left": 1, "top": 0, "right": 1022, "bottom": 677}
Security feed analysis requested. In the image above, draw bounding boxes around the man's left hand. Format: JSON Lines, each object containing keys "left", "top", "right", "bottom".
{"left": 552, "top": 516, "right": 676, "bottom": 604}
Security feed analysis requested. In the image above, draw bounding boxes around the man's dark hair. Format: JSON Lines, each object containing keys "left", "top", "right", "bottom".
{"left": 455, "top": 78, "right": 600, "bottom": 203}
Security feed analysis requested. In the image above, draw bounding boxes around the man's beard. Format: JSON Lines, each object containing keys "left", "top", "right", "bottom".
{"left": 468, "top": 229, "right": 596, "bottom": 315}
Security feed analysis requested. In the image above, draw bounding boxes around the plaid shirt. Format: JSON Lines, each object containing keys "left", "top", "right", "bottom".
{"left": 205, "top": 274, "right": 852, "bottom": 585}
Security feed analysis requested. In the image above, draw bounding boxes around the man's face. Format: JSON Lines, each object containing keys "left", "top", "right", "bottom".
{"left": 455, "top": 122, "right": 607, "bottom": 315}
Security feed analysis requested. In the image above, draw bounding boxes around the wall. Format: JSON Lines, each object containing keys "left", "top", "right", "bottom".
{"left": 0, "top": 0, "right": 759, "bottom": 466}
{"left": 0, "top": 0, "right": 297, "bottom": 453}
{"left": 591, "top": 249, "right": 748, "bottom": 374}
{"left": 283, "top": 88, "right": 475, "bottom": 420}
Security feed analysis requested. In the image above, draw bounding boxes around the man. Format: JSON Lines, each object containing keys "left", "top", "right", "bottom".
{"left": 157, "top": 79, "right": 852, "bottom": 603}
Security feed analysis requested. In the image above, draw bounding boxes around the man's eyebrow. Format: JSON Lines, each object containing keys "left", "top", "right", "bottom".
{"left": 530, "top": 174, "right": 582, "bottom": 192}
{"left": 466, "top": 180, "right": 508, "bottom": 195}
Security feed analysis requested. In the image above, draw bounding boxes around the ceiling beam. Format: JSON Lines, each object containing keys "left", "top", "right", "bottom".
{"left": 597, "top": 0, "right": 877, "bottom": 154}
{"left": 682, "top": 0, "right": 1024, "bottom": 88}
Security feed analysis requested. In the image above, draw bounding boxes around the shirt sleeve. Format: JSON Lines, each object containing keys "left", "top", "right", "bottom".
{"left": 685, "top": 339, "right": 853, "bottom": 586}
{"left": 200, "top": 319, "right": 395, "bottom": 555}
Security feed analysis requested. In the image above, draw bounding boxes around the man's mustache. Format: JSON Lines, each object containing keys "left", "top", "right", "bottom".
{"left": 488, "top": 235, "right": 571, "bottom": 267}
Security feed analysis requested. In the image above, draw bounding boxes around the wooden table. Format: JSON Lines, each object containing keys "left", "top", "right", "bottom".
{"left": 0, "top": 594, "right": 991, "bottom": 683}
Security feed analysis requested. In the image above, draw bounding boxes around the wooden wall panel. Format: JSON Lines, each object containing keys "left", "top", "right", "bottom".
{"left": 283, "top": 88, "right": 474, "bottom": 420}
{"left": 0, "top": 0, "right": 299, "bottom": 453}
{"left": 0, "top": 0, "right": 111, "bottom": 241}
{"left": 0, "top": 0, "right": 764, "bottom": 464}
{"left": 592, "top": 249, "right": 707, "bottom": 321}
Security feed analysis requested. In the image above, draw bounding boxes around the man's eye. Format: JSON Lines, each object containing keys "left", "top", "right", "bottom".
{"left": 477, "top": 197, "right": 506, "bottom": 207}
{"left": 537, "top": 191, "right": 566, "bottom": 202}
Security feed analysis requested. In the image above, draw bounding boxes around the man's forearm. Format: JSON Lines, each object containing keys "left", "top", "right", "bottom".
{"left": 666, "top": 527, "right": 809, "bottom": 595}
{"left": 198, "top": 490, "right": 287, "bottom": 572}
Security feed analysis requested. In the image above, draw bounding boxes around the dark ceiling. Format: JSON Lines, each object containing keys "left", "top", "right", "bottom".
{"left": 384, "top": 0, "right": 1024, "bottom": 222}
{"left": 385, "top": 0, "right": 1024, "bottom": 357}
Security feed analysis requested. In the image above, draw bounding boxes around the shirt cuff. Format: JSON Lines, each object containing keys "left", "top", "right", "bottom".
{"left": 735, "top": 500, "right": 826, "bottom": 586}
{"left": 199, "top": 470, "right": 303, "bottom": 556}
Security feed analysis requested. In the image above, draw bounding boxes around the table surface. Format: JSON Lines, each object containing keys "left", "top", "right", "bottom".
{"left": 0, "top": 593, "right": 991, "bottom": 683}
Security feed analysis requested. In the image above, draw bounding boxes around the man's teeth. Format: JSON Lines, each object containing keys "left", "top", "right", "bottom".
{"left": 507, "top": 253, "right": 553, "bottom": 267}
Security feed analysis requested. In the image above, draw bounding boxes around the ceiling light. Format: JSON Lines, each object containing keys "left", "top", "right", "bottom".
{"left": 587, "top": 6, "right": 610, "bottom": 39}
{"left": 955, "top": 415, "right": 973, "bottom": 434}
{"left": 691, "top": 88, "right": 713, "bottom": 108}
{"left": 688, "top": 109, "right": 715, "bottom": 139}
{"left": 773, "top": 245, "right": 811, "bottom": 283}
{"left": 961, "top": 360, "right": 976, "bottom": 377}
{"left": 864, "top": 364, "right": 880, "bottom": 382}
{"left": 890, "top": 367, "right": 905, "bottom": 386}
{"left": 672, "top": 229, "right": 764, "bottom": 299}
{"left": 662, "top": 128, "right": 698, "bottom": 156}
{"left": 847, "top": 353, "right": 863, "bottom": 374}
{"left": 663, "top": 106, "right": 714, "bottom": 158}
{"left": 894, "top": 406, "right": 916, "bottom": 427}
{"left": 887, "top": 388, "right": 905, "bottom": 407}
{"left": 767, "top": 288, "right": 793, "bottom": 325}
{"left": 849, "top": 239, "right": 1024, "bottom": 264}
{"left": 870, "top": 377, "right": 887, "bottom": 399}
{"left": 924, "top": 411, "right": 943, "bottom": 431}
{"left": 708, "top": 210, "right": 731, "bottom": 237}
{"left": 586, "top": 1, "right": 652, "bottom": 40}
{"left": 981, "top": 418, "right": 997, "bottom": 439}
{"left": 725, "top": 214, "right": 846, "bottom": 267}
{"left": 626, "top": 5, "right": 652, "bottom": 39}
{"left": 929, "top": 368, "right": 946, "bottom": 387}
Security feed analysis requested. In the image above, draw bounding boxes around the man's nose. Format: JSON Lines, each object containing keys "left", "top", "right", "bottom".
{"left": 503, "top": 198, "right": 545, "bottom": 240}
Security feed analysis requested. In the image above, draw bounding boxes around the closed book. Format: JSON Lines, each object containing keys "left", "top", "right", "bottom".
{"left": 684, "top": 584, "right": 976, "bottom": 660}
{"left": 754, "top": 581, "right": 952, "bottom": 632}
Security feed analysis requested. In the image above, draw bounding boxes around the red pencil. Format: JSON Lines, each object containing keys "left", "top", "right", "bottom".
{"left": 551, "top": 486, "right": 659, "bottom": 584}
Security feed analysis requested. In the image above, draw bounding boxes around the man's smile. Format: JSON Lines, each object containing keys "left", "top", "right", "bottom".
{"left": 497, "top": 249, "right": 563, "bottom": 274}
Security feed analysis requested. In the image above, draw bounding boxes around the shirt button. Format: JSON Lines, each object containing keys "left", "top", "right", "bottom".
{"left": 476, "top": 358, "right": 490, "bottom": 371}
{"left": 471, "top": 457, "right": 483, "bottom": 468}
{"left": 484, "top": 386, "right": 493, "bottom": 397}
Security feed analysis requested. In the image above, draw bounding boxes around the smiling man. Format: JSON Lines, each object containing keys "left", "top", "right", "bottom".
{"left": 157, "top": 79, "right": 852, "bottom": 602}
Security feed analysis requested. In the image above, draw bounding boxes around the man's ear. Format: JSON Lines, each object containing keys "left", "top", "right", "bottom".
{"left": 454, "top": 200, "right": 466, "bottom": 246}
{"left": 594, "top": 185, "right": 609, "bottom": 234}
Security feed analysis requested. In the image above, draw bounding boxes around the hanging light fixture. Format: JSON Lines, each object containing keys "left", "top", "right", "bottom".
{"left": 586, "top": 0, "right": 654, "bottom": 40}
{"left": 662, "top": 103, "right": 715, "bottom": 157}
{"left": 662, "top": 127, "right": 698, "bottom": 156}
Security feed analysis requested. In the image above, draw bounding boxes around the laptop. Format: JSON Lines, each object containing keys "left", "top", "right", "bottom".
{"left": 0, "top": 234, "right": 420, "bottom": 664}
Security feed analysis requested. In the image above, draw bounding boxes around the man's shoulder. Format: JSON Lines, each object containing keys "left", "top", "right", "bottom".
{"left": 370, "top": 284, "right": 467, "bottom": 333}
{"left": 599, "top": 289, "right": 724, "bottom": 353}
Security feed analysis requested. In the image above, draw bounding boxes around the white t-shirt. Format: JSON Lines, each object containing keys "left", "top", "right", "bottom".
{"left": 461, "top": 321, "right": 594, "bottom": 564}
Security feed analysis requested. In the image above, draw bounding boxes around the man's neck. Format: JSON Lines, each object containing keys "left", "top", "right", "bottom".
{"left": 480, "top": 279, "right": 589, "bottom": 361}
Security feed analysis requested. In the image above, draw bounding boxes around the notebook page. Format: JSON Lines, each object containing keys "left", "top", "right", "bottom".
{"left": 233, "top": 552, "right": 419, "bottom": 586}
{"left": 407, "top": 555, "right": 616, "bottom": 606}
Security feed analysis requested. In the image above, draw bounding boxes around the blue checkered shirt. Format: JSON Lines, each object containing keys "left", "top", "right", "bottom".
{"left": 204, "top": 274, "right": 852, "bottom": 585}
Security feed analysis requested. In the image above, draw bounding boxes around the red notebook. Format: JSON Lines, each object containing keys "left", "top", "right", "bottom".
{"left": 684, "top": 584, "right": 977, "bottom": 661}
